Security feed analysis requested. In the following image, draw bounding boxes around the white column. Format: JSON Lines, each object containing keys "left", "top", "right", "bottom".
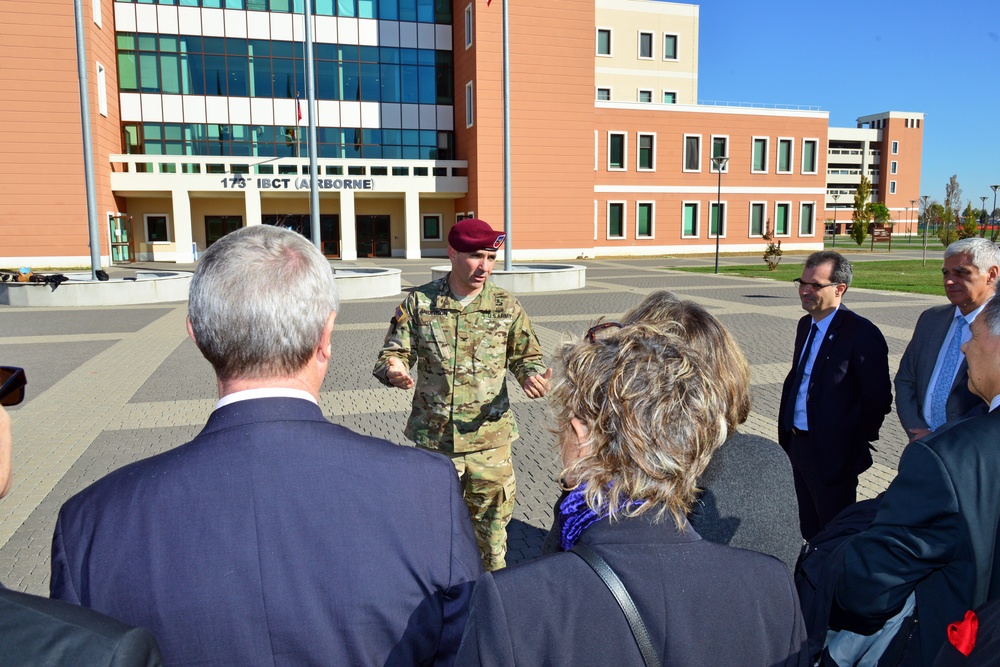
{"left": 339, "top": 190, "right": 357, "bottom": 261}
{"left": 404, "top": 190, "right": 422, "bottom": 259}
{"left": 244, "top": 187, "right": 262, "bottom": 226}
{"left": 172, "top": 188, "right": 195, "bottom": 263}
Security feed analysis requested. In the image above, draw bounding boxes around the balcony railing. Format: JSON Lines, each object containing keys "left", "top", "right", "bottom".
{"left": 110, "top": 155, "right": 469, "bottom": 180}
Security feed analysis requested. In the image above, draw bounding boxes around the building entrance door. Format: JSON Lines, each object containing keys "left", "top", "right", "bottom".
{"left": 263, "top": 214, "right": 341, "bottom": 258}
{"left": 356, "top": 215, "right": 391, "bottom": 257}
{"left": 108, "top": 214, "right": 133, "bottom": 264}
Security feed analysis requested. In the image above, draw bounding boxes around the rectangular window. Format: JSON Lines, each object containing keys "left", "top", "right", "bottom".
{"left": 637, "top": 202, "right": 654, "bottom": 238}
{"left": 465, "top": 81, "right": 473, "bottom": 127}
{"left": 775, "top": 203, "right": 790, "bottom": 235}
{"left": 891, "top": 161, "right": 898, "bottom": 174}
{"left": 711, "top": 136, "right": 728, "bottom": 172}
{"left": 890, "top": 181, "right": 897, "bottom": 194}
{"left": 891, "top": 140, "right": 899, "bottom": 154}
{"left": 596, "top": 87, "right": 610, "bottom": 101}
{"left": 750, "top": 202, "right": 766, "bottom": 236}
{"left": 683, "top": 135, "right": 700, "bottom": 172}
{"left": 608, "top": 202, "right": 625, "bottom": 238}
{"left": 96, "top": 62, "right": 108, "bottom": 117}
{"left": 802, "top": 139, "right": 818, "bottom": 173}
{"left": 663, "top": 34, "right": 678, "bottom": 60}
{"left": 637, "top": 133, "right": 654, "bottom": 170}
{"left": 93, "top": 0, "right": 102, "bottom": 28}
{"left": 752, "top": 137, "right": 768, "bottom": 172}
{"left": 777, "top": 138, "right": 793, "bottom": 173}
{"left": 638, "top": 89, "right": 652, "bottom": 103}
{"left": 799, "top": 203, "right": 815, "bottom": 236}
{"left": 638, "top": 31, "right": 653, "bottom": 59}
{"left": 682, "top": 202, "right": 698, "bottom": 237}
{"left": 710, "top": 202, "right": 726, "bottom": 237}
{"left": 662, "top": 91, "right": 677, "bottom": 104}
{"left": 422, "top": 214, "right": 442, "bottom": 240}
{"left": 597, "top": 28, "right": 611, "bottom": 56}
{"left": 144, "top": 214, "right": 170, "bottom": 243}
{"left": 464, "top": 4, "right": 472, "bottom": 49}
{"left": 608, "top": 132, "right": 626, "bottom": 170}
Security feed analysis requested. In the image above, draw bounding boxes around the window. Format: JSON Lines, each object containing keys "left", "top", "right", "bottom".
{"left": 93, "top": 0, "right": 102, "bottom": 28}
{"left": 683, "top": 135, "right": 701, "bottom": 172}
{"left": 750, "top": 202, "right": 766, "bottom": 237}
{"left": 663, "top": 34, "right": 678, "bottom": 60}
{"left": 608, "top": 132, "right": 626, "bottom": 170}
{"left": 422, "top": 214, "right": 442, "bottom": 241}
{"left": 777, "top": 138, "right": 793, "bottom": 173}
{"left": 637, "top": 202, "right": 654, "bottom": 238}
{"left": 799, "top": 203, "right": 815, "bottom": 236}
{"left": 891, "top": 141, "right": 899, "bottom": 154}
{"left": 662, "top": 91, "right": 677, "bottom": 104}
{"left": 96, "top": 62, "right": 108, "bottom": 117}
{"left": 775, "top": 203, "right": 790, "bottom": 235}
{"left": 710, "top": 202, "right": 726, "bottom": 237}
{"left": 710, "top": 136, "right": 728, "bottom": 172}
{"left": 638, "top": 31, "right": 653, "bottom": 59}
{"left": 465, "top": 81, "right": 473, "bottom": 127}
{"left": 205, "top": 216, "right": 243, "bottom": 246}
{"left": 597, "top": 28, "right": 611, "bottom": 56}
{"left": 608, "top": 202, "right": 625, "bottom": 238}
{"left": 637, "top": 133, "right": 654, "bottom": 170}
{"left": 682, "top": 202, "right": 699, "bottom": 237}
{"left": 752, "top": 137, "right": 768, "bottom": 173}
{"left": 144, "top": 214, "right": 170, "bottom": 243}
{"left": 638, "top": 89, "right": 652, "bottom": 103}
{"left": 596, "top": 87, "right": 611, "bottom": 101}
{"left": 802, "top": 139, "right": 818, "bottom": 174}
{"left": 890, "top": 181, "right": 897, "bottom": 194}
{"left": 464, "top": 4, "right": 473, "bottom": 48}
{"left": 890, "top": 161, "right": 898, "bottom": 174}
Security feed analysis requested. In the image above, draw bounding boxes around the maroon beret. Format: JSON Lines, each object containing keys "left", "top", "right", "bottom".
{"left": 448, "top": 218, "right": 506, "bottom": 252}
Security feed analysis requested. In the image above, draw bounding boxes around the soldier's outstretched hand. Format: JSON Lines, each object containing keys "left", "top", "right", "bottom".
{"left": 386, "top": 357, "right": 415, "bottom": 390}
{"left": 523, "top": 368, "right": 552, "bottom": 399}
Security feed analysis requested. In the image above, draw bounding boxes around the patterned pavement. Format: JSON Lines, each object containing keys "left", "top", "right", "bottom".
{"left": 0, "top": 252, "right": 946, "bottom": 595}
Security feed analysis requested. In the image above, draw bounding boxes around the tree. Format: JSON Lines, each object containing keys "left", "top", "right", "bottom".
{"left": 761, "top": 218, "right": 782, "bottom": 271}
{"left": 958, "top": 202, "right": 978, "bottom": 239}
{"left": 871, "top": 202, "right": 891, "bottom": 227}
{"left": 944, "top": 175, "right": 963, "bottom": 233}
{"left": 851, "top": 175, "right": 873, "bottom": 246}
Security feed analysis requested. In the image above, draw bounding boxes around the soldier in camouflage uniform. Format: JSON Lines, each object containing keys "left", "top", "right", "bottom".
{"left": 374, "top": 218, "right": 550, "bottom": 571}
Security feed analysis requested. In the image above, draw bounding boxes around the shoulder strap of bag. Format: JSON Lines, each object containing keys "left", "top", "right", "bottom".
{"left": 571, "top": 543, "right": 662, "bottom": 667}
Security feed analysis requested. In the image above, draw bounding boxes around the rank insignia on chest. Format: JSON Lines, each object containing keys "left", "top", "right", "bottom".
{"left": 494, "top": 295, "right": 504, "bottom": 308}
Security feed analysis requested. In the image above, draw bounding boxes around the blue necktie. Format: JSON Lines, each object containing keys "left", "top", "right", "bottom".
{"left": 783, "top": 323, "right": 819, "bottom": 431}
{"left": 928, "top": 316, "right": 967, "bottom": 430}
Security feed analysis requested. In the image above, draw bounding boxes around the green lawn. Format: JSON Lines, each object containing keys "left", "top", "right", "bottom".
{"left": 674, "top": 260, "right": 944, "bottom": 296}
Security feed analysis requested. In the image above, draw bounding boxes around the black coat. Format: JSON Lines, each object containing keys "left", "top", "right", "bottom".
{"left": 457, "top": 514, "right": 809, "bottom": 666}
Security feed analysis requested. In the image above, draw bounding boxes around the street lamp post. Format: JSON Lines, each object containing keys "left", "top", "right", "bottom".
{"left": 991, "top": 185, "right": 999, "bottom": 241}
{"left": 712, "top": 155, "right": 729, "bottom": 274}
{"left": 981, "top": 196, "right": 989, "bottom": 237}
{"left": 921, "top": 195, "right": 930, "bottom": 266}
{"left": 832, "top": 193, "right": 840, "bottom": 248}
{"left": 909, "top": 199, "right": 916, "bottom": 240}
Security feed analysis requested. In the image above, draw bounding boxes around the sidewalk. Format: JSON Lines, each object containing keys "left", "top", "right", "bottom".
{"left": 0, "top": 256, "right": 943, "bottom": 594}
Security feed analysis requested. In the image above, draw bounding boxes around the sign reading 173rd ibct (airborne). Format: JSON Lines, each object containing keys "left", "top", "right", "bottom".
{"left": 219, "top": 176, "right": 375, "bottom": 191}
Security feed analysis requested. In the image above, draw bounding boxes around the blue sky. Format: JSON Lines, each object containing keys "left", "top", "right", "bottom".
{"left": 690, "top": 1, "right": 1000, "bottom": 212}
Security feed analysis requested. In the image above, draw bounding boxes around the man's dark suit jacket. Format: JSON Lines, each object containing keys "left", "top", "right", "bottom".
{"left": 0, "top": 585, "right": 162, "bottom": 666}
{"left": 895, "top": 304, "right": 983, "bottom": 435}
{"left": 457, "top": 514, "right": 808, "bottom": 666}
{"left": 832, "top": 408, "right": 1000, "bottom": 667}
{"left": 50, "top": 397, "right": 482, "bottom": 666}
{"left": 777, "top": 306, "right": 892, "bottom": 483}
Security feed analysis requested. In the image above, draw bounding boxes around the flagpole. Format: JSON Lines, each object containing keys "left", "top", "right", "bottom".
{"left": 73, "top": 0, "right": 102, "bottom": 278}
{"left": 302, "top": 0, "right": 321, "bottom": 251}
{"left": 501, "top": 0, "right": 512, "bottom": 271}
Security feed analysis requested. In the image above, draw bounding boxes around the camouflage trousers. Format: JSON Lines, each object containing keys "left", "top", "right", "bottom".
{"left": 437, "top": 444, "right": 515, "bottom": 572}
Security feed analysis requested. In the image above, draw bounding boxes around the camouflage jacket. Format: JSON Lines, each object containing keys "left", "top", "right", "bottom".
{"left": 373, "top": 275, "right": 547, "bottom": 453}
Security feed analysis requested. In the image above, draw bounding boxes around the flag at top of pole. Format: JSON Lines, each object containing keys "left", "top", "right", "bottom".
{"left": 296, "top": 94, "right": 302, "bottom": 121}
{"left": 486, "top": 0, "right": 492, "bottom": 5}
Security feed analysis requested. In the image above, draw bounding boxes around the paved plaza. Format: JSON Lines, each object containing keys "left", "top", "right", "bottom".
{"left": 0, "top": 252, "right": 946, "bottom": 595}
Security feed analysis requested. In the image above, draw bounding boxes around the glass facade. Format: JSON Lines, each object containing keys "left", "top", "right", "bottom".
{"left": 115, "top": 0, "right": 452, "bottom": 24}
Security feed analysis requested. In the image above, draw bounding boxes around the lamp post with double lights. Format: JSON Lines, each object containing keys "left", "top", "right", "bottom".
{"left": 712, "top": 155, "right": 729, "bottom": 274}
{"left": 921, "top": 195, "right": 930, "bottom": 266}
{"left": 832, "top": 194, "right": 840, "bottom": 247}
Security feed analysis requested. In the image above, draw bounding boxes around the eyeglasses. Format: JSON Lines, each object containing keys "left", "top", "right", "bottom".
{"left": 585, "top": 321, "right": 623, "bottom": 343}
{"left": 793, "top": 278, "right": 838, "bottom": 291}
{"left": 0, "top": 367, "right": 26, "bottom": 407}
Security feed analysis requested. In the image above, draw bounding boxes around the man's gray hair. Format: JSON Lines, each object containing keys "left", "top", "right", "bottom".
{"left": 188, "top": 225, "right": 338, "bottom": 382}
{"left": 945, "top": 238, "right": 1000, "bottom": 273}
{"left": 981, "top": 293, "right": 1000, "bottom": 338}
{"left": 805, "top": 250, "right": 852, "bottom": 289}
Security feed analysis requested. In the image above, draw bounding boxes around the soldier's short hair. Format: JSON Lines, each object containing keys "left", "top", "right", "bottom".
{"left": 188, "top": 225, "right": 338, "bottom": 382}
{"left": 621, "top": 291, "right": 751, "bottom": 431}
{"left": 551, "top": 324, "right": 727, "bottom": 525}
{"left": 945, "top": 238, "right": 1000, "bottom": 274}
